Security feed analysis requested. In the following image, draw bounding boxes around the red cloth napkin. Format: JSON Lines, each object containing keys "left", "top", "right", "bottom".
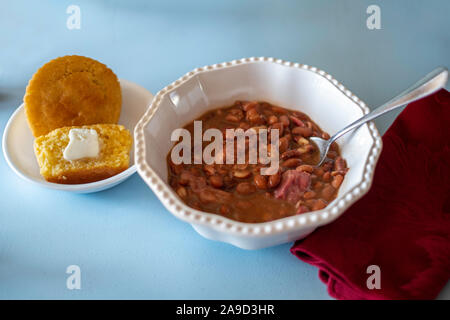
{"left": 291, "top": 89, "right": 450, "bottom": 300}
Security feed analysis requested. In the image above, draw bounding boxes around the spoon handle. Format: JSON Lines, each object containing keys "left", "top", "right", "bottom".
{"left": 330, "top": 67, "right": 448, "bottom": 142}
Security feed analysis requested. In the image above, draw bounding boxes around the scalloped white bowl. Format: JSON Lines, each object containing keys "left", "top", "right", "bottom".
{"left": 135, "top": 57, "right": 382, "bottom": 249}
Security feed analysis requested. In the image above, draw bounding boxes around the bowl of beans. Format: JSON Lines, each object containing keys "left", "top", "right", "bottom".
{"left": 135, "top": 57, "right": 382, "bottom": 249}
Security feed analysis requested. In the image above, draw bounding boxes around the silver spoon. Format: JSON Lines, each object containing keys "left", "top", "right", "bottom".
{"left": 310, "top": 67, "right": 448, "bottom": 167}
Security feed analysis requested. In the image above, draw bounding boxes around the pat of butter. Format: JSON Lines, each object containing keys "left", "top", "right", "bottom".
{"left": 63, "top": 128, "right": 100, "bottom": 161}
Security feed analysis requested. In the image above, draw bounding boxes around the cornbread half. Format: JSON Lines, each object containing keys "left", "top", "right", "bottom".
{"left": 34, "top": 124, "right": 132, "bottom": 184}
{"left": 24, "top": 55, "right": 122, "bottom": 137}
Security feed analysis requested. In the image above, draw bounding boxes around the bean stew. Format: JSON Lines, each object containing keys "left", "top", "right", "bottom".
{"left": 167, "top": 101, "right": 348, "bottom": 223}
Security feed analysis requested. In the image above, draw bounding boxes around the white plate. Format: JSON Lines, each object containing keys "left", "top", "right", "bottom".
{"left": 2, "top": 79, "right": 153, "bottom": 193}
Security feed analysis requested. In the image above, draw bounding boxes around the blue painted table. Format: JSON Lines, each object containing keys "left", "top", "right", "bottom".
{"left": 1, "top": 0, "right": 449, "bottom": 299}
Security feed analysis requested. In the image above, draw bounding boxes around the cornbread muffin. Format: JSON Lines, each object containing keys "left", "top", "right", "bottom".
{"left": 24, "top": 55, "right": 122, "bottom": 137}
{"left": 34, "top": 124, "right": 132, "bottom": 184}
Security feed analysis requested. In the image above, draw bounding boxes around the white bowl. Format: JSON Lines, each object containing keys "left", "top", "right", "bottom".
{"left": 135, "top": 57, "right": 382, "bottom": 249}
{"left": 2, "top": 79, "right": 153, "bottom": 193}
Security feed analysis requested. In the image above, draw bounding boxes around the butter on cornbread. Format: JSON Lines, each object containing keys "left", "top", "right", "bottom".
{"left": 34, "top": 124, "right": 132, "bottom": 184}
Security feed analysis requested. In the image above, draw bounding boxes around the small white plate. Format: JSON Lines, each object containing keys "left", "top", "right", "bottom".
{"left": 2, "top": 79, "right": 153, "bottom": 193}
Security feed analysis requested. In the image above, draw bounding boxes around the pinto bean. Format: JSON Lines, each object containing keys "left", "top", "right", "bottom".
{"left": 283, "top": 158, "right": 302, "bottom": 168}
{"left": 289, "top": 115, "right": 306, "bottom": 127}
{"left": 212, "top": 188, "right": 233, "bottom": 201}
{"left": 246, "top": 108, "right": 258, "bottom": 118}
{"left": 179, "top": 171, "right": 191, "bottom": 185}
{"left": 176, "top": 186, "right": 187, "bottom": 198}
{"left": 312, "top": 199, "right": 327, "bottom": 211}
{"left": 305, "top": 121, "right": 314, "bottom": 129}
{"left": 254, "top": 174, "right": 268, "bottom": 189}
{"left": 189, "top": 176, "right": 207, "bottom": 192}
{"left": 243, "top": 101, "right": 258, "bottom": 111}
{"left": 296, "top": 205, "right": 309, "bottom": 214}
{"left": 209, "top": 175, "right": 224, "bottom": 188}
{"left": 279, "top": 137, "right": 289, "bottom": 153}
{"left": 327, "top": 151, "right": 337, "bottom": 159}
{"left": 313, "top": 167, "right": 324, "bottom": 177}
{"left": 236, "top": 182, "right": 256, "bottom": 195}
{"left": 268, "top": 172, "right": 281, "bottom": 188}
{"left": 199, "top": 189, "right": 217, "bottom": 203}
{"left": 267, "top": 115, "right": 278, "bottom": 125}
{"left": 292, "top": 126, "right": 313, "bottom": 137}
{"left": 322, "top": 171, "right": 332, "bottom": 182}
{"left": 305, "top": 199, "right": 316, "bottom": 208}
{"left": 281, "top": 149, "right": 302, "bottom": 160}
{"left": 233, "top": 169, "right": 251, "bottom": 179}
{"left": 246, "top": 108, "right": 265, "bottom": 124}
{"left": 322, "top": 161, "right": 333, "bottom": 172}
{"left": 250, "top": 164, "right": 263, "bottom": 174}
{"left": 225, "top": 114, "right": 241, "bottom": 122}
{"left": 330, "top": 142, "right": 339, "bottom": 152}
{"left": 321, "top": 185, "right": 336, "bottom": 201}
{"left": 334, "top": 156, "right": 346, "bottom": 172}
{"left": 331, "top": 174, "right": 344, "bottom": 189}
{"left": 223, "top": 175, "right": 234, "bottom": 188}
{"left": 279, "top": 115, "right": 290, "bottom": 127}
{"left": 296, "top": 164, "right": 314, "bottom": 173}
{"left": 229, "top": 108, "right": 244, "bottom": 119}
{"left": 239, "top": 122, "right": 250, "bottom": 130}
{"left": 303, "top": 191, "right": 316, "bottom": 199}
{"left": 313, "top": 181, "right": 324, "bottom": 191}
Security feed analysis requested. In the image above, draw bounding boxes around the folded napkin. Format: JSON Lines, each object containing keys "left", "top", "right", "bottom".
{"left": 291, "top": 89, "right": 450, "bottom": 300}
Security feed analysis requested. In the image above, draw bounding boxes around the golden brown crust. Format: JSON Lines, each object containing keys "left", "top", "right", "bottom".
{"left": 24, "top": 55, "right": 122, "bottom": 137}
{"left": 45, "top": 166, "right": 128, "bottom": 184}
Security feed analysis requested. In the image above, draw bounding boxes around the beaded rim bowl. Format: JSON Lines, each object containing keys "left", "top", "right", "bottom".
{"left": 134, "top": 57, "right": 383, "bottom": 249}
